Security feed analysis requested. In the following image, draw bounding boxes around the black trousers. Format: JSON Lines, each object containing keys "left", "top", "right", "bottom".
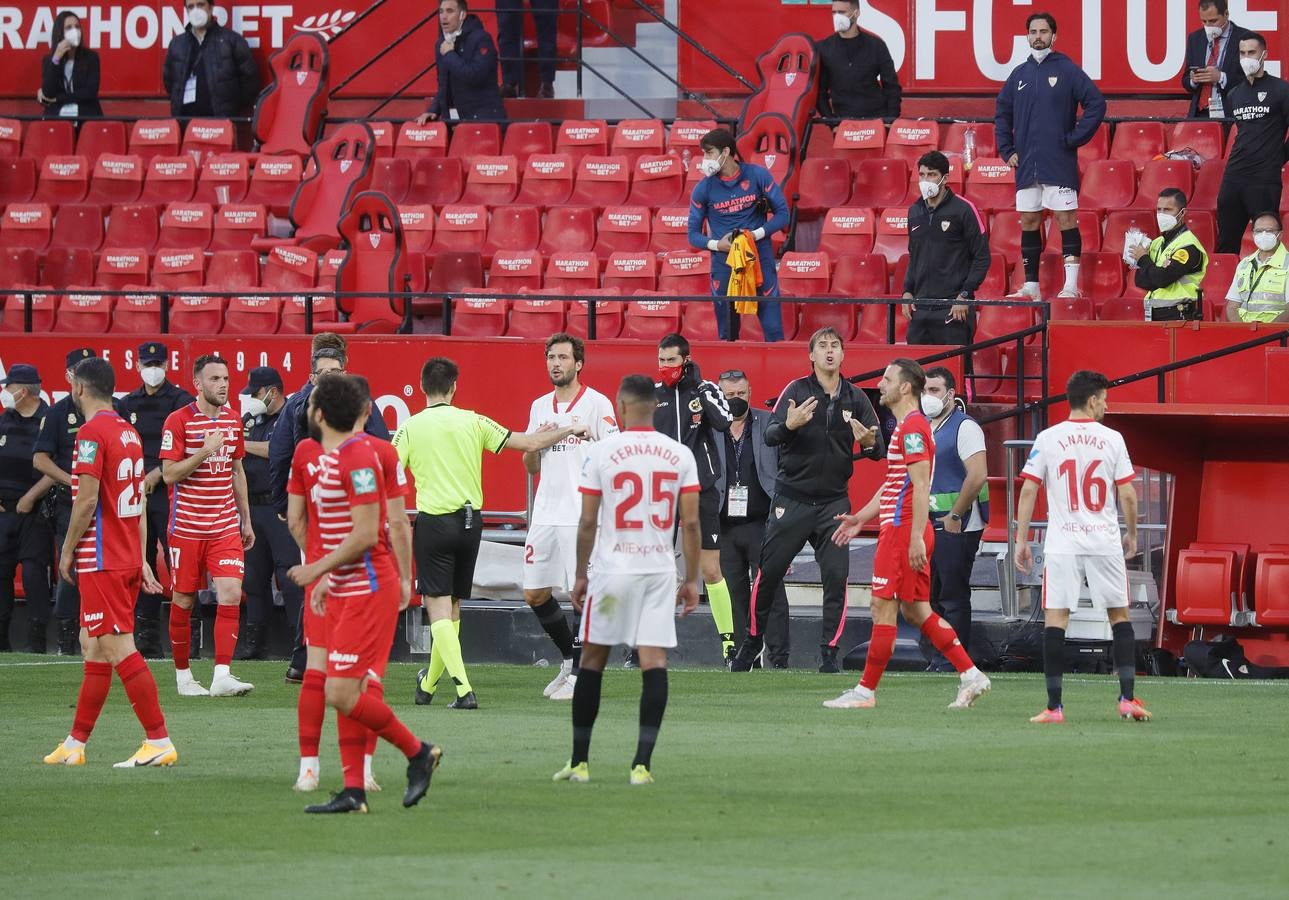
{"left": 52, "top": 500, "right": 80, "bottom": 621}
{"left": 720, "top": 518, "right": 789, "bottom": 662}
{"left": 751, "top": 494, "right": 850, "bottom": 650}
{"left": 135, "top": 486, "right": 171, "bottom": 620}
{"left": 919, "top": 527, "right": 984, "bottom": 667}
{"left": 1216, "top": 178, "right": 1283, "bottom": 254}
{"left": 243, "top": 503, "right": 304, "bottom": 628}
{"left": 0, "top": 506, "right": 54, "bottom": 625}
{"left": 497, "top": 0, "right": 558, "bottom": 87}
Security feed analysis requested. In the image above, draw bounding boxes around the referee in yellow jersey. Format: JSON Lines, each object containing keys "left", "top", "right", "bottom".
{"left": 395, "top": 357, "right": 588, "bottom": 709}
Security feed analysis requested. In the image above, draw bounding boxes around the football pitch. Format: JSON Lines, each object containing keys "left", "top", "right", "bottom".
{"left": 3, "top": 658, "right": 1286, "bottom": 899}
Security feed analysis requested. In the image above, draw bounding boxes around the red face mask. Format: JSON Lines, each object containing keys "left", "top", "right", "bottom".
{"left": 658, "top": 364, "right": 684, "bottom": 388}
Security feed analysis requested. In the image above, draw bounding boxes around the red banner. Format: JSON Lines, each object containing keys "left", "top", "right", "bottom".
{"left": 679, "top": 0, "right": 1285, "bottom": 96}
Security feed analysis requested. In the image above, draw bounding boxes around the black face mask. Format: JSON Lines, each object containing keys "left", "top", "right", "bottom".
{"left": 726, "top": 397, "right": 749, "bottom": 419}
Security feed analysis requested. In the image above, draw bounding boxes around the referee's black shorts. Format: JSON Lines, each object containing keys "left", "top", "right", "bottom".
{"left": 698, "top": 486, "right": 721, "bottom": 551}
{"left": 414, "top": 508, "right": 482, "bottom": 600}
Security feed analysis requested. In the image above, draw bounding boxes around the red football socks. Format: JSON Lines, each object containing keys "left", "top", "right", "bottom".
{"left": 297, "top": 669, "right": 326, "bottom": 757}
{"left": 169, "top": 605, "right": 192, "bottom": 670}
{"left": 214, "top": 604, "right": 239, "bottom": 666}
{"left": 346, "top": 691, "right": 422, "bottom": 759}
{"left": 920, "top": 613, "right": 975, "bottom": 673}
{"left": 860, "top": 623, "right": 898, "bottom": 691}
{"left": 70, "top": 660, "right": 113, "bottom": 743}
{"left": 364, "top": 680, "right": 384, "bottom": 758}
{"left": 116, "top": 651, "right": 168, "bottom": 740}
{"left": 337, "top": 712, "right": 367, "bottom": 790}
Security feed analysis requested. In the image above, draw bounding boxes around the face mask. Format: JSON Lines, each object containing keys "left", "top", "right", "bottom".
{"left": 188, "top": 6, "right": 209, "bottom": 28}
{"left": 1204, "top": 25, "right": 1223, "bottom": 40}
{"left": 698, "top": 155, "right": 723, "bottom": 178}
{"left": 0, "top": 389, "right": 14, "bottom": 410}
{"left": 833, "top": 12, "right": 854, "bottom": 33}
{"left": 918, "top": 179, "right": 941, "bottom": 201}
{"left": 1031, "top": 46, "right": 1051, "bottom": 62}
{"left": 140, "top": 366, "right": 166, "bottom": 388}
{"left": 725, "top": 397, "right": 749, "bottom": 419}
{"left": 1254, "top": 231, "right": 1281, "bottom": 252}
{"left": 658, "top": 364, "right": 684, "bottom": 388}
{"left": 1241, "top": 56, "right": 1263, "bottom": 77}
{"left": 920, "top": 393, "right": 945, "bottom": 418}
{"left": 64, "top": 27, "right": 81, "bottom": 47}
{"left": 1156, "top": 212, "right": 1180, "bottom": 232}
{"left": 244, "top": 396, "right": 268, "bottom": 418}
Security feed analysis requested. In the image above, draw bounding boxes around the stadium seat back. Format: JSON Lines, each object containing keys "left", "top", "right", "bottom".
{"left": 1202, "top": 253, "right": 1237, "bottom": 320}
{"left": 1132, "top": 159, "right": 1194, "bottom": 208}
{"left": 103, "top": 204, "right": 160, "bottom": 252}
{"left": 158, "top": 202, "right": 214, "bottom": 251}
{"left": 50, "top": 203, "right": 104, "bottom": 252}
{"left": 884, "top": 118, "right": 941, "bottom": 166}
{"left": 1168, "top": 121, "right": 1224, "bottom": 161}
{"left": 140, "top": 156, "right": 197, "bottom": 204}
{"left": 626, "top": 154, "right": 684, "bottom": 207}
{"left": 224, "top": 294, "right": 280, "bottom": 332}
{"left": 487, "top": 249, "right": 544, "bottom": 293}
{"left": 852, "top": 157, "right": 909, "bottom": 209}
{"left": 182, "top": 119, "right": 236, "bottom": 162}
{"left": 335, "top": 191, "right": 409, "bottom": 329}
{"left": 943, "top": 122, "right": 997, "bottom": 161}
{"left": 55, "top": 290, "right": 113, "bottom": 333}
{"left": 1190, "top": 159, "right": 1224, "bottom": 211}
{"left": 1, "top": 246, "right": 38, "bottom": 287}
{"left": 395, "top": 121, "right": 449, "bottom": 161}
{"left": 86, "top": 153, "right": 144, "bottom": 204}
{"left": 668, "top": 119, "right": 717, "bottom": 156}
{"left": 0, "top": 118, "right": 23, "bottom": 158}
{"left": 208, "top": 250, "right": 261, "bottom": 290}
{"left": 1102, "top": 210, "right": 1158, "bottom": 256}
{"left": 263, "top": 244, "right": 319, "bottom": 291}
{"left": 797, "top": 298, "right": 858, "bottom": 342}
{"left": 603, "top": 251, "right": 657, "bottom": 293}
{"left": 449, "top": 291, "right": 508, "bottom": 337}
{"left": 290, "top": 122, "right": 375, "bottom": 242}
{"left": 777, "top": 251, "right": 831, "bottom": 297}
{"left": 368, "top": 158, "right": 411, "bottom": 205}
{"left": 1, "top": 290, "right": 55, "bottom": 332}
{"left": 279, "top": 295, "right": 340, "bottom": 333}
{"left": 168, "top": 294, "right": 226, "bottom": 333}
{"left": 515, "top": 153, "right": 574, "bottom": 207}
{"left": 35, "top": 155, "right": 90, "bottom": 205}
{"left": 448, "top": 123, "right": 501, "bottom": 159}
{"left": 252, "top": 31, "right": 329, "bottom": 156}
{"left": 0, "top": 157, "right": 37, "bottom": 205}
{"left": 1081, "top": 159, "right": 1137, "bottom": 212}
{"left": 657, "top": 251, "right": 711, "bottom": 296}
{"left": 193, "top": 153, "right": 250, "bottom": 204}
{"left": 41, "top": 247, "right": 93, "bottom": 289}
{"left": 212, "top": 203, "right": 267, "bottom": 251}
{"left": 797, "top": 157, "right": 853, "bottom": 218}
{"left": 555, "top": 120, "right": 609, "bottom": 162}
{"left": 594, "top": 205, "right": 651, "bottom": 259}
{"left": 112, "top": 292, "right": 162, "bottom": 333}
{"left": 651, "top": 207, "right": 691, "bottom": 254}
{"left": 1110, "top": 120, "right": 1167, "bottom": 169}
{"left": 152, "top": 248, "right": 206, "bottom": 289}
{"left": 430, "top": 204, "right": 487, "bottom": 255}
{"left": 481, "top": 205, "right": 541, "bottom": 262}
{"left": 366, "top": 121, "right": 396, "bottom": 158}
{"left": 96, "top": 248, "right": 150, "bottom": 289}
{"left": 508, "top": 297, "right": 567, "bottom": 337}
{"left": 963, "top": 157, "right": 1015, "bottom": 212}
{"left": 129, "top": 119, "right": 181, "bottom": 161}
{"left": 544, "top": 251, "right": 599, "bottom": 292}
{"left": 1254, "top": 552, "right": 1289, "bottom": 626}
{"left": 1043, "top": 209, "right": 1102, "bottom": 256}
{"left": 539, "top": 205, "right": 597, "bottom": 254}
{"left": 397, "top": 205, "right": 436, "bottom": 254}
{"left": 1080, "top": 252, "right": 1126, "bottom": 302}
{"left": 622, "top": 297, "right": 681, "bottom": 339}
{"left": 501, "top": 122, "right": 554, "bottom": 165}
{"left": 819, "top": 207, "right": 876, "bottom": 258}
{"left": 567, "top": 155, "right": 630, "bottom": 208}
{"left": 831, "top": 119, "right": 885, "bottom": 170}
{"left": 23, "top": 120, "right": 74, "bottom": 158}
{"left": 1174, "top": 549, "right": 1235, "bottom": 626}
{"left": 567, "top": 294, "right": 623, "bottom": 339}
{"left": 426, "top": 251, "right": 483, "bottom": 293}
{"left": 245, "top": 154, "right": 303, "bottom": 215}
{"left": 1077, "top": 122, "right": 1110, "bottom": 171}
{"left": 871, "top": 208, "right": 909, "bottom": 264}
{"left": 611, "top": 119, "right": 666, "bottom": 165}
{"left": 830, "top": 253, "right": 887, "bottom": 298}
{"left": 459, "top": 154, "right": 520, "bottom": 206}
{"left": 76, "top": 120, "right": 128, "bottom": 160}
{"left": 405, "top": 156, "right": 464, "bottom": 206}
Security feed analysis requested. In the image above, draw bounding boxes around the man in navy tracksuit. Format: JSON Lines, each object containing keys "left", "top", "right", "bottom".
{"left": 417, "top": 0, "right": 507, "bottom": 123}
{"left": 995, "top": 12, "right": 1105, "bottom": 302}
{"left": 687, "top": 130, "right": 791, "bottom": 342}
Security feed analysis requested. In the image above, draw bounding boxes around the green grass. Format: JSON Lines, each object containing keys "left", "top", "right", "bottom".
{"left": 2, "top": 657, "right": 1287, "bottom": 899}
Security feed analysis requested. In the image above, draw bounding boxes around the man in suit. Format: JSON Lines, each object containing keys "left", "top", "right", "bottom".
{"left": 714, "top": 371, "right": 790, "bottom": 668}
{"left": 1180, "top": 0, "right": 1252, "bottom": 119}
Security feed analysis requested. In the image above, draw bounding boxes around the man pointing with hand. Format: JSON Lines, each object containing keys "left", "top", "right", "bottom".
{"left": 729, "top": 327, "right": 885, "bottom": 674}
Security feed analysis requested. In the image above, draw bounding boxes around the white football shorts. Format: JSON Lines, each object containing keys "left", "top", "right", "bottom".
{"left": 1042, "top": 553, "right": 1129, "bottom": 610}
{"left": 581, "top": 571, "right": 678, "bottom": 649}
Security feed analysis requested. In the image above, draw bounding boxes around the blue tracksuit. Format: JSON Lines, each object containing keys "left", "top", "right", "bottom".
{"left": 994, "top": 51, "right": 1105, "bottom": 191}
{"left": 687, "top": 162, "right": 791, "bottom": 341}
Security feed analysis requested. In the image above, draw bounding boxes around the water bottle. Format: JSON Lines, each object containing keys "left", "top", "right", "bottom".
{"left": 962, "top": 127, "right": 976, "bottom": 172}
{"left": 681, "top": 147, "right": 691, "bottom": 173}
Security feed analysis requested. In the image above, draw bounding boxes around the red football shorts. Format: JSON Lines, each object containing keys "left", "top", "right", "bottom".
{"left": 80, "top": 569, "right": 141, "bottom": 637}
{"left": 304, "top": 583, "right": 347, "bottom": 650}
{"left": 326, "top": 567, "right": 400, "bottom": 680}
{"left": 871, "top": 522, "right": 934, "bottom": 602}
{"left": 168, "top": 531, "right": 245, "bottom": 594}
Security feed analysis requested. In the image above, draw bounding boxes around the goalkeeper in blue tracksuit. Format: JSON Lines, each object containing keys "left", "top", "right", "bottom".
{"left": 687, "top": 128, "right": 791, "bottom": 342}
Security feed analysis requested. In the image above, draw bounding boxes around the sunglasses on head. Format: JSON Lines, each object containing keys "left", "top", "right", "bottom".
{"left": 720, "top": 369, "right": 746, "bottom": 381}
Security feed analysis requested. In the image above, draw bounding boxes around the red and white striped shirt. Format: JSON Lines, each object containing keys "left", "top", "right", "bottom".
{"left": 878, "top": 411, "right": 935, "bottom": 528}
{"left": 314, "top": 436, "right": 395, "bottom": 599}
{"left": 160, "top": 402, "right": 245, "bottom": 540}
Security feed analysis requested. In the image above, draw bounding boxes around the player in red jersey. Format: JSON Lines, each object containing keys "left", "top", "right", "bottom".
{"left": 43, "top": 358, "right": 176, "bottom": 768}
{"left": 160, "top": 354, "right": 255, "bottom": 698}
{"left": 826, "top": 359, "right": 992, "bottom": 710}
{"left": 287, "top": 375, "right": 438, "bottom": 814}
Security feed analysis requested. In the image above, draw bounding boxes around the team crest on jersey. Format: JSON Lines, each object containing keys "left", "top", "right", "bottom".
{"left": 688, "top": 398, "right": 702, "bottom": 412}
{"left": 130, "top": 412, "right": 138, "bottom": 423}
{"left": 904, "top": 432, "right": 924, "bottom": 455}
{"left": 941, "top": 220, "right": 950, "bottom": 231}
{"left": 774, "top": 506, "right": 785, "bottom": 519}
{"left": 1258, "top": 92, "right": 1267, "bottom": 102}
{"left": 842, "top": 409, "right": 852, "bottom": 423}
{"left": 160, "top": 431, "right": 173, "bottom": 451}
{"left": 0, "top": 435, "right": 5, "bottom": 447}
{"left": 1048, "top": 76, "right": 1058, "bottom": 87}
{"left": 68, "top": 413, "right": 77, "bottom": 424}
{"left": 77, "top": 439, "right": 99, "bottom": 463}
{"left": 350, "top": 467, "right": 378, "bottom": 495}
{"left": 740, "top": 180, "right": 750, "bottom": 191}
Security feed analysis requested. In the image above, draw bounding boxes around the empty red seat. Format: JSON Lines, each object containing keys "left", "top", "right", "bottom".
{"left": 852, "top": 158, "right": 909, "bottom": 210}
{"left": 976, "top": 252, "right": 1010, "bottom": 299}
{"left": 798, "top": 298, "right": 858, "bottom": 342}
{"left": 288, "top": 123, "right": 374, "bottom": 247}
{"left": 626, "top": 154, "right": 684, "bottom": 207}
{"left": 657, "top": 251, "right": 710, "bottom": 296}
{"left": 669, "top": 119, "right": 717, "bottom": 157}
{"left": 796, "top": 158, "right": 852, "bottom": 219}
{"left": 1191, "top": 159, "right": 1224, "bottom": 211}
{"left": 111, "top": 292, "right": 162, "bottom": 333}
{"left": 622, "top": 296, "right": 681, "bottom": 339}
{"left": 85, "top": 154, "right": 144, "bottom": 204}
{"left": 603, "top": 252, "right": 657, "bottom": 293}
{"left": 501, "top": 122, "right": 554, "bottom": 166}
{"left": 370, "top": 158, "right": 413, "bottom": 206}
{"left": 280, "top": 295, "right": 341, "bottom": 333}
{"left": 459, "top": 154, "right": 520, "bottom": 205}
{"left": 252, "top": 32, "right": 328, "bottom": 156}
{"left": 539, "top": 205, "right": 596, "bottom": 254}
{"left": 1098, "top": 295, "right": 1144, "bottom": 320}
{"left": 75, "top": 120, "right": 127, "bottom": 160}
{"left": 872, "top": 209, "right": 909, "bottom": 264}
{"left": 1202, "top": 253, "right": 1237, "bottom": 320}
{"left": 0, "top": 158, "right": 36, "bottom": 205}
{"left": 651, "top": 207, "right": 691, "bottom": 254}
{"left": 556, "top": 120, "right": 609, "bottom": 161}
{"left": 0, "top": 247, "right": 38, "bottom": 287}
{"left": 1, "top": 290, "right": 54, "bottom": 332}
{"left": 976, "top": 299, "right": 1036, "bottom": 343}
{"left": 1080, "top": 252, "right": 1126, "bottom": 301}
{"left": 194, "top": 153, "right": 250, "bottom": 204}
{"left": 212, "top": 204, "right": 267, "bottom": 251}
{"left": 1253, "top": 551, "right": 1289, "bottom": 627}
{"left": 367, "top": 121, "right": 396, "bottom": 158}
{"left": 488, "top": 249, "right": 544, "bottom": 293}
{"left": 830, "top": 253, "right": 887, "bottom": 297}
{"left": 245, "top": 154, "right": 303, "bottom": 215}
{"left": 944, "top": 123, "right": 997, "bottom": 163}
{"left": 1173, "top": 549, "right": 1236, "bottom": 627}
{"left": 963, "top": 157, "right": 1016, "bottom": 212}
{"left": 1080, "top": 159, "right": 1137, "bottom": 212}
{"left": 41, "top": 248, "right": 93, "bottom": 288}
{"left": 152, "top": 248, "right": 207, "bottom": 290}
{"left": 139, "top": 156, "right": 197, "bottom": 204}
{"left": 50, "top": 204, "right": 104, "bottom": 252}
{"left": 1043, "top": 209, "right": 1102, "bottom": 256}
{"left": 681, "top": 299, "right": 721, "bottom": 340}
{"left": 395, "top": 121, "right": 449, "bottom": 160}
{"left": 397, "top": 205, "right": 436, "bottom": 254}
{"left": 819, "top": 207, "right": 876, "bottom": 258}
{"left": 1049, "top": 295, "right": 1094, "bottom": 320}
{"left": 516, "top": 153, "right": 574, "bottom": 208}
{"left": 1110, "top": 120, "right": 1167, "bottom": 170}
{"left": 507, "top": 297, "right": 566, "bottom": 337}
{"left": 317, "top": 248, "right": 346, "bottom": 291}
{"left": 0, "top": 118, "right": 23, "bottom": 158}
{"left": 208, "top": 250, "right": 261, "bottom": 290}
{"left": 884, "top": 119, "right": 940, "bottom": 166}
{"left": 566, "top": 155, "right": 630, "bottom": 209}
{"left": 35, "top": 156, "right": 90, "bottom": 205}
{"left": 430, "top": 204, "right": 487, "bottom": 256}
{"left": 169, "top": 295, "right": 226, "bottom": 333}
{"left": 55, "top": 291, "right": 113, "bottom": 333}
{"left": 1077, "top": 123, "right": 1110, "bottom": 173}
{"left": 426, "top": 251, "right": 483, "bottom": 295}
{"left": 448, "top": 122, "right": 501, "bottom": 159}
{"left": 594, "top": 205, "right": 651, "bottom": 259}
{"left": 568, "top": 294, "right": 624, "bottom": 339}
{"left": 544, "top": 251, "right": 599, "bottom": 292}
{"left": 224, "top": 294, "right": 280, "bottom": 332}
{"left": 831, "top": 119, "right": 885, "bottom": 171}
{"left": 23, "top": 120, "right": 74, "bottom": 158}
{"left": 1102, "top": 210, "right": 1157, "bottom": 257}
{"left": 129, "top": 119, "right": 181, "bottom": 161}
{"left": 611, "top": 119, "right": 666, "bottom": 164}
{"left": 450, "top": 292, "right": 508, "bottom": 337}
{"left": 777, "top": 252, "right": 831, "bottom": 297}
{"left": 481, "top": 205, "right": 540, "bottom": 263}
{"left": 3, "top": 203, "right": 54, "bottom": 251}
{"left": 405, "top": 156, "right": 464, "bottom": 206}
{"left": 103, "top": 204, "right": 159, "bottom": 252}
{"left": 182, "top": 119, "right": 235, "bottom": 162}
{"left": 263, "top": 244, "right": 319, "bottom": 291}
{"left": 1131, "top": 158, "right": 1194, "bottom": 208}
{"left": 97, "top": 248, "right": 150, "bottom": 289}
{"left": 334, "top": 191, "right": 411, "bottom": 331}
{"left": 1169, "top": 121, "right": 1225, "bottom": 161}
{"left": 158, "top": 202, "right": 214, "bottom": 251}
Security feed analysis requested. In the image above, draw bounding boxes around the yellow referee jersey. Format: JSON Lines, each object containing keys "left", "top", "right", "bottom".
{"left": 392, "top": 403, "right": 510, "bottom": 515}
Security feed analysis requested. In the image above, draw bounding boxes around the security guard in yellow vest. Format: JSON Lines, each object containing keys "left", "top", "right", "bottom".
{"left": 1225, "top": 212, "right": 1289, "bottom": 323}
{"left": 1129, "top": 188, "right": 1209, "bottom": 321}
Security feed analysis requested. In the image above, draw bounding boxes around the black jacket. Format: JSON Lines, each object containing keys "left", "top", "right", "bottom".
{"left": 653, "top": 362, "right": 731, "bottom": 490}
{"left": 162, "top": 22, "right": 260, "bottom": 117}
{"left": 1225, "top": 72, "right": 1289, "bottom": 182}
{"left": 903, "top": 187, "right": 992, "bottom": 307}
{"left": 1133, "top": 224, "right": 1207, "bottom": 293}
{"left": 1180, "top": 22, "right": 1254, "bottom": 118}
{"left": 764, "top": 373, "right": 884, "bottom": 504}
{"left": 426, "top": 14, "right": 507, "bottom": 122}
{"left": 41, "top": 50, "right": 103, "bottom": 118}
{"left": 814, "top": 30, "right": 901, "bottom": 119}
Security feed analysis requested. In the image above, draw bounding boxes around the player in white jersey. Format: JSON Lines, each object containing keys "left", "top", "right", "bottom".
{"left": 1015, "top": 369, "right": 1150, "bottom": 724}
{"left": 552, "top": 375, "right": 701, "bottom": 787}
{"left": 522, "top": 333, "right": 618, "bottom": 701}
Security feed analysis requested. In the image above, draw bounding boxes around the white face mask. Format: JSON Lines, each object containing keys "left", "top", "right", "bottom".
{"left": 243, "top": 396, "right": 268, "bottom": 418}
{"left": 1031, "top": 46, "right": 1052, "bottom": 62}
{"left": 920, "top": 393, "right": 945, "bottom": 418}
{"left": 1241, "top": 56, "right": 1263, "bottom": 77}
{"left": 1254, "top": 231, "right": 1281, "bottom": 252}
{"left": 140, "top": 366, "right": 166, "bottom": 388}
{"left": 1204, "top": 24, "right": 1223, "bottom": 40}
{"left": 188, "top": 6, "right": 209, "bottom": 29}
{"left": 64, "top": 27, "right": 81, "bottom": 48}
{"left": 918, "top": 179, "right": 941, "bottom": 201}
{"left": 0, "top": 389, "right": 15, "bottom": 410}
{"left": 698, "top": 153, "right": 724, "bottom": 178}
{"left": 833, "top": 12, "right": 855, "bottom": 33}
{"left": 1157, "top": 212, "right": 1180, "bottom": 232}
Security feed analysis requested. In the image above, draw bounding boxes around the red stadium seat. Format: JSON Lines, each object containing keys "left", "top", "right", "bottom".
{"left": 193, "top": 153, "right": 250, "bottom": 204}
{"left": 41, "top": 248, "right": 93, "bottom": 288}
{"left": 976, "top": 298, "right": 1036, "bottom": 343}
{"left": 223, "top": 294, "right": 280, "bottom": 332}
{"left": 1102, "top": 210, "right": 1157, "bottom": 257}
{"left": 1, "top": 290, "right": 54, "bottom": 332}
{"left": 459, "top": 155, "right": 520, "bottom": 206}
{"left": 0, "top": 158, "right": 36, "bottom": 205}
{"left": 544, "top": 251, "right": 599, "bottom": 292}
{"left": 539, "top": 205, "right": 596, "bottom": 254}
{"left": 976, "top": 252, "right": 1010, "bottom": 299}
{"left": 831, "top": 119, "right": 885, "bottom": 171}
{"left": 1202, "top": 253, "right": 1238, "bottom": 320}
{"left": 208, "top": 250, "right": 261, "bottom": 290}
{"left": 450, "top": 292, "right": 508, "bottom": 337}
{"left": 622, "top": 296, "right": 681, "bottom": 339}
{"left": 871, "top": 208, "right": 909, "bottom": 265}
{"left": 129, "top": 119, "right": 181, "bottom": 161}
{"left": 797, "top": 298, "right": 858, "bottom": 342}
{"left": 669, "top": 119, "right": 717, "bottom": 157}
{"left": 429, "top": 204, "right": 488, "bottom": 256}
{"left": 594, "top": 205, "right": 651, "bottom": 259}
{"left": 263, "top": 244, "right": 318, "bottom": 291}
{"left": 334, "top": 191, "right": 411, "bottom": 330}
{"left": 34, "top": 156, "right": 90, "bottom": 205}
{"left": 168, "top": 295, "right": 226, "bottom": 333}
{"left": 1043, "top": 209, "right": 1102, "bottom": 256}
{"left": 681, "top": 299, "right": 720, "bottom": 341}
{"left": 651, "top": 207, "right": 691, "bottom": 254}
{"left": 819, "top": 207, "right": 875, "bottom": 258}
{"left": 102, "top": 204, "right": 159, "bottom": 252}
{"left": 368, "top": 158, "right": 411, "bottom": 204}
{"left": 182, "top": 119, "right": 235, "bottom": 162}
{"left": 111, "top": 292, "right": 162, "bottom": 333}
{"left": 0, "top": 118, "right": 23, "bottom": 158}
{"left": 738, "top": 33, "right": 818, "bottom": 135}
{"left": 152, "top": 248, "right": 206, "bottom": 290}
{"left": 55, "top": 291, "right": 113, "bottom": 333}
{"left": 796, "top": 158, "right": 852, "bottom": 220}
{"left": 448, "top": 122, "right": 501, "bottom": 159}
{"left": 1076, "top": 122, "right": 1110, "bottom": 173}
{"left": 252, "top": 32, "right": 328, "bottom": 156}
{"left": 611, "top": 119, "right": 666, "bottom": 165}
{"left": 139, "top": 156, "right": 197, "bottom": 204}
{"left": 1080, "top": 159, "right": 1137, "bottom": 212}
{"left": 367, "top": 121, "right": 396, "bottom": 158}
{"left": 555, "top": 120, "right": 609, "bottom": 162}
{"left": 1190, "top": 159, "right": 1224, "bottom": 211}
{"left": 501, "top": 122, "right": 553, "bottom": 166}
{"left": 603, "top": 251, "right": 657, "bottom": 293}
{"left": 23, "top": 120, "right": 74, "bottom": 158}
{"left": 1187, "top": 210, "right": 1216, "bottom": 255}
{"left": 568, "top": 294, "right": 624, "bottom": 339}
{"left": 212, "top": 204, "right": 268, "bottom": 251}
{"left": 566, "top": 155, "right": 631, "bottom": 209}
{"left": 0, "top": 201, "right": 52, "bottom": 248}
{"left": 395, "top": 121, "right": 448, "bottom": 160}
{"left": 426, "top": 251, "right": 483, "bottom": 295}
{"left": 280, "top": 295, "right": 341, "bottom": 333}
{"left": 317, "top": 248, "right": 346, "bottom": 291}
{"left": 885, "top": 119, "right": 940, "bottom": 166}
{"left": 1131, "top": 159, "right": 1194, "bottom": 208}
{"left": 481, "top": 205, "right": 540, "bottom": 263}
{"left": 245, "top": 154, "right": 303, "bottom": 215}
{"left": 944, "top": 123, "right": 996, "bottom": 162}
{"left": 1098, "top": 295, "right": 1144, "bottom": 320}
{"left": 397, "top": 205, "right": 436, "bottom": 254}
{"left": 1109, "top": 120, "right": 1167, "bottom": 171}
{"left": 507, "top": 297, "right": 566, "bottom": 337}
{"left": 1080, "top": 252, "right": 1126, "bottom": 301}
{"left": 626, "top": 154, "right": 684, "bottom": 207}
{"left": 990, "top": 212, "right": 1028, "bottom": 267}
{"left": 50, "top": 204, "right": 104, "bottom": 252}
{"left": 85, "top": 154, "right": 144, "bottom": 204}
{"left": 97, "top": 249, "right": 150, "bottom": 289}
{"left": 852, "top": 158, "right": 908, "bottom": 210}
{"left": 405, "top": 156, "right": 464, "bottom": 206}
{"left": 487, "top": 249, "right": 544, "bottom": 293}
{"left": 516, "top": 153, "right": 574, "bottom": 208}
{"left": 657, "top": 251, "right": 710, "bottom": 296}
{"left": 1253, "top": 552, "right": 1289, "bottom": 627}
{"left": 1172, "top": 549, "right": 1236, "bottom": 627}
{"left": 287, "top": 123, "right": 374, "bottom": 248}
{"left": 737, "top": 112, "right": 799, "bottom": 197}
{"left": 1049, "top": 294, "right": 1094, "bottom": 320}
{"left": 963, "top": 157, "right": 1015, "bottom": 213}
{"left": 75, "top": 120, "right": 127, "bottom": 160}
{"left": 778, "top": 252, "right": 830, "bottom": 297}
{"left": 830, "top": 253, "right": 887, "bottom": 297}
{"left": 158, "top": 202, "right": 213, "bottom": 251}
{"left": 0, "top": 247, "right": 38, "bottom": 287}
{"left": 1169, "top": 121, "right": 1225, "bottom": 161}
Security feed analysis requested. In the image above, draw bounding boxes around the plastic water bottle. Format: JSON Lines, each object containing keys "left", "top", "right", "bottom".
{"left": 962, "top": 127, "right": 976, "bottom": 172}
{"left": 681, "top": 147, "right": 691, "bottom": 173}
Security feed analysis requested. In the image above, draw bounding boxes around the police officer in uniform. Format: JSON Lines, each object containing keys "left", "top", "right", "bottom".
{"left": 239, "top": 366, "right": 302, "bottom": 660}
{"left": 33, "top": 347, "right": 98, "bottom": 655}
{"left": 0, "top": 364, "right": 55, "bottom": 652}
{"left": 1129, "top": 188, "right": 1209, "bottom": 321}
{"left": 116, "top": 342, "right": 194, "bottom": 657}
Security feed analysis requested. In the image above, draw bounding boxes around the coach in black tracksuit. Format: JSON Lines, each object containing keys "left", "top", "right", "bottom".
{"left": 731, "top": 327, "right": 885, "bottom": 674}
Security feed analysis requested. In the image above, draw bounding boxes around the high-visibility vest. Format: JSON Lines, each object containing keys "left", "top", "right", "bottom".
{"left": 1231, "top": 244, "right": 1289, "bottom": 323}
{"left": 1144, "top": 227, "right": 1208, "bottom": 309}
